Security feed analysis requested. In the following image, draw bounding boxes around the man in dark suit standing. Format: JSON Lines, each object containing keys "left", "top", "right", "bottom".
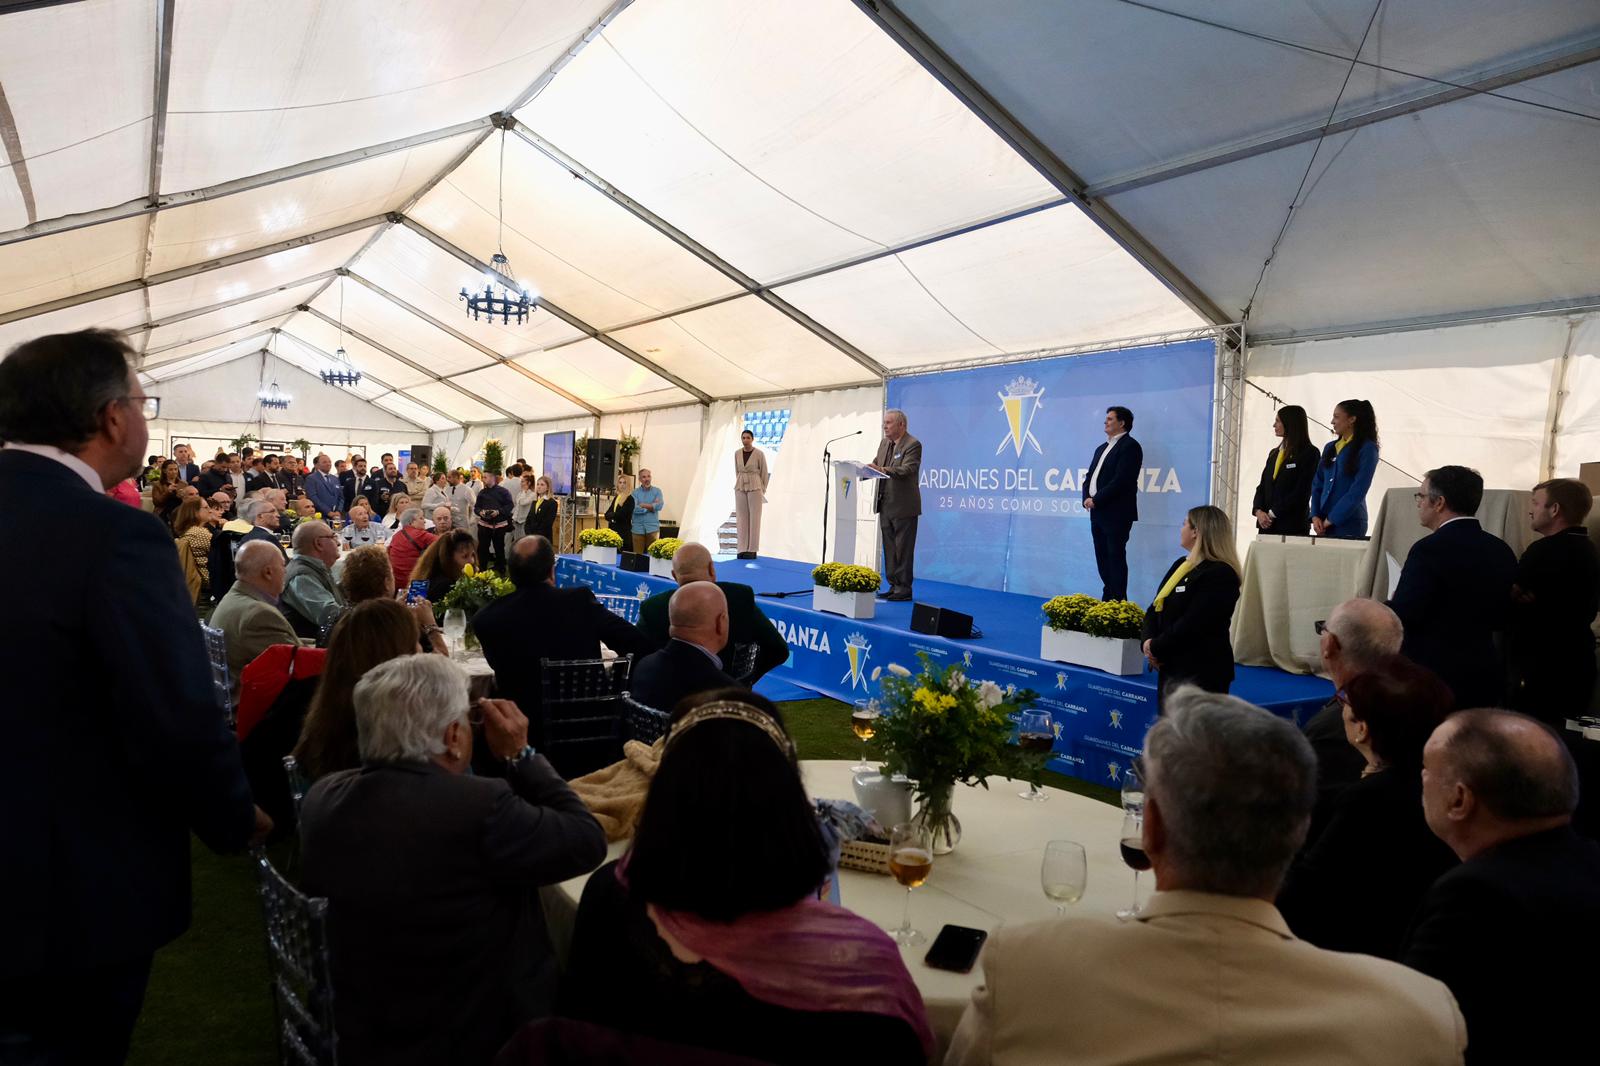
{"left": 630, "top": 582, "right": 739, "bottom": 713}
{"left": 870, "top": 408, "right": 921, "bottom": 601}
{"left": 638, "top": 542, "right": 788, "bottom": 683}
{"left": 1509, "top": 478, "right": 1600, "bottom": 726}
{"left": 1389, "top": 465, "right": 1519, "bottom": 709}
{"left": 172, "top": 441, "right": 200, "bottom": 485}
{"left": 473, "top": 536, "right": 659, "bottom": 746}
{"left": 244, "top": 456, "right": 273, "bottom": 495}
{"left": 0, "top": 330, "right": 266, "bottom": 1064}
{"left": 341, "top": 454, "right": 367, "bottom": 509}
{"left": 1083, "top": 405, "right": 1143, "bottom": 602}
{"left": 1404, "top": 709, "right": 1600, "bottom": 1065}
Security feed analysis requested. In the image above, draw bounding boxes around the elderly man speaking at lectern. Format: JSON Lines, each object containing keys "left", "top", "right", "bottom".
{"left": 868, "top": 409, "right": 922, "bottom": 602}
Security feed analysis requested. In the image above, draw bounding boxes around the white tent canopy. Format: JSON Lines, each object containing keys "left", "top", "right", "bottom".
{"left": 1, "top": 0, "right": 1597, "bottom": 551}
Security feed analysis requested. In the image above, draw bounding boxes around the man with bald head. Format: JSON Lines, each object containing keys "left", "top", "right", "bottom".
{"left": 1303, "top": 598, "right": 1408, "bottom": 793}
{"left": 637, "top": 541, "right": 788, "bottom": 682}
{"left": 1403, "top": 709, "right": 1600, "bottom": 1064}
{"left": 630, "top": 581, "right": 739, "bottom": 713}
{"left": 209, "top": 539, "right": 300, "bottom": 703}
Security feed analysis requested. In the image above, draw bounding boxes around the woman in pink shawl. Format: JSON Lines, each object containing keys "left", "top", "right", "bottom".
{"left": 560, "top": 689, "right": 933, "bottom": 1064}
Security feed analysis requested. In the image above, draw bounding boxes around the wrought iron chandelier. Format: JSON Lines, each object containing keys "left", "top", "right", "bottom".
{"left": 459, "top": 131, "right": 534, "bottom": 325}
{"left": 258, "top": 382, "right": 291, "bottom": 410}
{"left": 321, "top": 276, "right": 363, "bottom": 387}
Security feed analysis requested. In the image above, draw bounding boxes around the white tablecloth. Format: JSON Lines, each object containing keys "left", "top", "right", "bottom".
{"left": 542, "top": 759, "right": 1127, "bottom": 1051}
{"left": 1231, "top": 537, "right": 1369, "bottom": 674}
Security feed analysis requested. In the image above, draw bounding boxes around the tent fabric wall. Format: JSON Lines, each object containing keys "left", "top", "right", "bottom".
{"left": 1235, "top": 312, "right": 1598, "bottom": 556}
{"left": 600, "top": 405, "right": 706, "bottom": 523}
{"left": 1548, "top": 315, "right": 1600, "bottom": 478}
{"left": 759, "top": 385, "right": 885, "bottom": 567}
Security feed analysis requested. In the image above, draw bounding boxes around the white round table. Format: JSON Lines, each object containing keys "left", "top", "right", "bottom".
{"left": 543, "top": 759, "right": 1130, "bottom": 1050}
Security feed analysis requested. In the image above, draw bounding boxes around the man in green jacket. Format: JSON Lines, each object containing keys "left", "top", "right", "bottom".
{"left": 638, "top": 542, "right": 789, "bottom": 683}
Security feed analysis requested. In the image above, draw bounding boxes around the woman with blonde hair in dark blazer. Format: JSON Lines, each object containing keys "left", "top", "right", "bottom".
{"left": 1143, "top": 505, "right": 1242, "bottom": 708}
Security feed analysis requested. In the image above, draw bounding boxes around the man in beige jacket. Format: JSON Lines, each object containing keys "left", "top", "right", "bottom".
{"left": 732, "top": 428, "right": 770, "bottom": 558}
{"left": 209, "top": 539, "right": 300, "bottom": 705}
{"left": 945, "top": 686, "right": 1467, "bottom": 1066}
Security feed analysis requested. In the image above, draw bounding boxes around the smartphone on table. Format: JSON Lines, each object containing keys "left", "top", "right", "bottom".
{"left": 924, "top": 924, "right": 987, "bottom": 974}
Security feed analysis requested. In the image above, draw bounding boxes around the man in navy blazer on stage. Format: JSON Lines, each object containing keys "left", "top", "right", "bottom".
{"left": 1083, "top": 405, "right": 1143, "bottom": 602}
{"left": 0, "top": 330, "right": 266, "bottom": 1064}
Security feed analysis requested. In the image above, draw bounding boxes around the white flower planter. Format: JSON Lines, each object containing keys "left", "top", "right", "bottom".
{"left": 814, "top": 585, "right": 876, "bottom": 619}
{"left": 1040, "top": 625, "right": 1145, "bottom": 676}
{"left": 648, "top": 556, "right": 675, "bottom": 578}
{"left": 580, "top": 545, "right": 619, "bottom": 565}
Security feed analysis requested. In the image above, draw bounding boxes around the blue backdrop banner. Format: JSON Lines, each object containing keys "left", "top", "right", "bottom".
{"left": 884, "top": 339, "right": 1216, "bottom": 601}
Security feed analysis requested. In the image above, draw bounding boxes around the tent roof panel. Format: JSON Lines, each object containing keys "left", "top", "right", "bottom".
{"left": 146, "top": 334, "right": 274, "bottom": 382}
{"left": 145, "top": 284, "right": 321, "bottom": 351}
{"left": 279, "top": 314, "right": 434, "bottom": 390}
{"left": 309, "top": 279, "right": 496, "bottom": 377}
{"left": 609, "top": 296, "right": 877, "bottom": 397}
{"left": 140, "top": 321, "right": 284, "bottom": 368}
{"left": 0, "top": 216, "right": 147, "bottom": 316}
{"left": 0, "top": 0, "right": 153, "bottom": 230}
{"left": 452, "top": 364, "right": 594, "bottom": 421}
{"left": 409, "top": 134, "right": 740, "bottom": 330}
{"left": 143, "top": 225, "right": 378, "bottom": 319}
{"left": 519, "top": 0, "right": 1059, "bottom": 281}
{"left": 161, "top": 0, "right": 616, "bottom": 191}
{"left": 512, "top": 337, "right": 679, "bottom": 406}
{"left": 0, "top": 289, "right": 148, "bottom": 357}
{"left": 403, "top": 381, "right": 504, "bottom": 424}
{"left": 146, "top": 132, "right": 480, "bottom": 274}
{"left": 777, "top": 204, "right": 1205, "bottom": 368}
{"left": 373, "top": 391, "right": 460, "bottom": 432}
{"left": 354, "top": 225, "right": 586, "bottom": 355}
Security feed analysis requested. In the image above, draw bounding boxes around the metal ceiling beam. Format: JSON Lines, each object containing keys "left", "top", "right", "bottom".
{"left": 274, "top": 328, "right": 461, "bottom": 428}
{"left": 507, "top": 120, "right": 888, "bottom": 380}
{"left": 1085, "top": 36, "right": 1600, "bottom": 200}
{"left": 129, "top": 270, "right": 338, "bottom": 336}
{"left": 852, "top": 0, "right": 1230, "bottom": 326}
{"left": 0, "top": 214, "right": 385, "bottom": 326}
{"left": 140, "top": 335, "right": 275, "bottom": 375}
{"left": 503, "top": 0, "right": 636, "bottom": 113}
{"left": 299, "top": 304, "right": 524, "bottom": 423}
{"left": 0, "top": 117, "right": 492, "bottom": 249}
{"left": 393, "top": 214, "right": 713, "bottom": 404}
{"left": 342, "top": 270, "right": 601, "bottom": 416}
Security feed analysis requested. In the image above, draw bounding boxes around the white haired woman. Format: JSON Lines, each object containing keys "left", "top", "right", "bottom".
{"left": 300, "top": 655, "right": 607, "bottom": 1066}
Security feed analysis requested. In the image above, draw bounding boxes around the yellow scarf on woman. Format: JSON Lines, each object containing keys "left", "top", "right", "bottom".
{"left": 1153, "top": 559, "right": 1198, "bottom": 612}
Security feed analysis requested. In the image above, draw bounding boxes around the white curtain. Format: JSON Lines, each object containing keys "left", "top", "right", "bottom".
{"left": 761, "top": 385, "right": 884, "bottom": 565}
{"left": 676, "top": 402, "right": 747, "bottom": 547}
{"left": 1549, "top": 315, "right": 1600, "bottom": 477}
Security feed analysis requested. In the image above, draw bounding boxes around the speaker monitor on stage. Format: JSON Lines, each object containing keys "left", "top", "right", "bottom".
{"left": 911, "top": 602, "right": 975, "bottom": 639}
{"left": 585, "top": 437, "right": 619, "bottom": 493}
{"left": 618, "top": 551, "right": 650, "bottom": 573}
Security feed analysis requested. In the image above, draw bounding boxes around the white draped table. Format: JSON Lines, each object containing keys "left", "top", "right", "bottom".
{"left": 542, "top": 759, "right": 1128, "bottom": 1050}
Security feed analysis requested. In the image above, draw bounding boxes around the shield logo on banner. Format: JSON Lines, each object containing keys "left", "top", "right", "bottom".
{"left": 635, "top": 582, "right": 650, "bottom": 600}
{"left": 1109, "top": 708, "right": 1124, "bottom": 729}
{"left": 996, "top": 376, "right": 1044, "bottom": 457}
{"left": 841, "top": 632, "right": 872, "bottom": 691}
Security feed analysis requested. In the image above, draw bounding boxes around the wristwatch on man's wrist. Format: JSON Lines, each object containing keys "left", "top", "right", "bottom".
{"left": 506, "top": 744, "right": 536, "bottom": 768}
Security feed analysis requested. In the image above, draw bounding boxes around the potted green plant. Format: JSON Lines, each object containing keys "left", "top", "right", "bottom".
{"left": 291, "top": 438, "right": 312, "bottom": 462}
{"left": 813, "top": 562, "right": 881, "bottom": 620}
{"left": 437, "top": 563, "right": 515, "bottom": 648}
{"left": 618, "top": 431, "right": 641, "bottom": 475}
{"left": 432, "top": 452, "right": 448, "bottom": 477}
{"left": 646, "top": 536, "right": 682, "bottom": 577}
{"left": 1040, "top": 594, "right": 1146, "bottom": 675}
{"left": 578, "top": 526, "right": 624, "bottom": 565}
{"left": 227, "top": 431, "right": 257, "bottom": 454}
{"left": 483, "top": 438, "right": 504, "bottom": 476}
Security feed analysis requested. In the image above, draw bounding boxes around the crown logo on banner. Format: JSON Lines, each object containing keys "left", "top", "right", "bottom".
{"left": 996, "top": 376, "right": 1044, "bottom": 457}
{"left": 841, "top": 631, "right": 872, "bottom": 692}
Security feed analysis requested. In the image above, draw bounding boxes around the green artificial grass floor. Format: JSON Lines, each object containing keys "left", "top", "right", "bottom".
{"left": 127, "top": 696, "right": 1117, "bottom": 1064}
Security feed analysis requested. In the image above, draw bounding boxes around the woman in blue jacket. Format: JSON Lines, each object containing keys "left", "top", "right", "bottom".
{"left": 1310, "top": 399, "right": 1380, "bottom": 538}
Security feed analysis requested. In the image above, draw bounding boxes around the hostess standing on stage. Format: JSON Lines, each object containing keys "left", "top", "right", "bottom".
{"left": 870, "top": 409, "right": 921, "bottom": 602}
{"left": 1310, "top": 399, "right": 1380, "bottom": 539}
{"left": 733, "top": 429, "right": 769, "bottom": 559}
{"left": 1142, "top": 505, "right": 1243, "bottom": 707}
{"left": 1251, "top": 405, "right": 1320, "bottom": 535}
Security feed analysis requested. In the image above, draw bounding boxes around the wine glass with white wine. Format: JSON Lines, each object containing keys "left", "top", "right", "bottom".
{"left": 887, "top": 821, "right": 933, "bottom": 946}
{"left": 441, "top": 609, "right": 467, "bottom": 661}
{"left": 851, "top": 699, "right": 879, "bottom": 772}
{"left": 1041, "top": 840, "right": 1087, "bottom": 916}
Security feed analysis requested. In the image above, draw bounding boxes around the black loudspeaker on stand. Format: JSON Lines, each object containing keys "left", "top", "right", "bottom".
{"left": 585, "top": 438, "right": 619, "bottom": 492}
{"left": 911, "top": 602, "right": 976, "bottom": 639}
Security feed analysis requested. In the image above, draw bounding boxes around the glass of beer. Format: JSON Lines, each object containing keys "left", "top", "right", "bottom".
{"left": 850, "top": 699, "right": 879, "bottom": 772}
{"left": 887, "top": 821, "right": 933, "bottom": 946}
{"left": 1116, "top": 761, "right": 1148, "bottom": 921}
{"left": 1041, "top": 840, "right": 1087, "bottom": 916}
{"left": 1016, "top": 708, "right": 1055, "bottom": 801}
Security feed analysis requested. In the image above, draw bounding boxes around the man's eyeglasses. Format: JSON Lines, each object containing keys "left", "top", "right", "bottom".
{"left": 1314, "top": 620, "right": 1328, "bottom": 635}
{"left": 121, "top": 394, "right": 160, "bottom": 419}
{"left": 1413, "top": 490, "right": 1440, "bottom": 502}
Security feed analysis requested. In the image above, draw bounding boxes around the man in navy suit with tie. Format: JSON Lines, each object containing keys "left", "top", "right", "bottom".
{"left": 1083, "top": 406, "right": 1143, "bottom": 602}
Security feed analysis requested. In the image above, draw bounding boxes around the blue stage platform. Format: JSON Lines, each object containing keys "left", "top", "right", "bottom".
{"left": 556, "top": 554, "right": 1332, "bottom": 788}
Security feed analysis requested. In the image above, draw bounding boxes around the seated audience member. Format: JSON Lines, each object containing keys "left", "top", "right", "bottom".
{"left": 411, "top": 528, "right": 477, "bottom": 604}
{"left": 208, "top": 496, "right": 288, "bottom": 600}
{"left": 630, "top": 582, "right": 738, "bottom": 713}
{"left": 378, "top": 492, "right": 414, "bottom": 531}
{"left": 336, "top": 545, "right": 398, "bottom": 609}
{"left": 151, "top": 460, "right": 184, "bottom": 525}
{"left": 1403, "top": 709, "right": 1600, "bottom": 1065}
{"left": 339, "top": 505, "right": 387, "bottom": 548}
{"left": 473, "top": 537, "right": 658, "bottom": 742}
{"left": 430, "top": 504, "right": 453, "bottom": 535}
{"left": 282, "top": 521, "right": 347, "bottom": 639}
{"left": 387, "top": 507, "right": 437, "bottom": 589}
{"left": 209, "top": 540, "right": 300, "bottom": 704}
{"left": 562, "top": 690, "right": 931, "bottom": 1064}
{"left": 1277, "top": 659, "right": 1457, "bottom": 958}
{"left": 1303, "top": 599, "right": 1406, "bottom": 800}
{"left": 1510, "top": 478, "right": 1600, "bottom": 725}
{"left": 300, "top": 656, "right": 605, "bottom": 1066}
{"left": 108, "top": 477, "right": 141, "bottom": 508}
{"left": 637, "top": 542, "right": 788, "bottom": 683}
{"left": 945, "top": 686, "right": 1466, "bottom": 1066}
{"left": 209, "top": 489, "right": 236, "bottom": 523}
{"left": 292, "top": 597, "right": 443, "bottom": 782}
{"left": 1389, "top": 465, "right": 1518, "bottom": 709}
{"left": 173, "top": 496, "right": 216, "bottom": 599}
{"left": 1141, "top": 505, "right": 1242, "bottom": 706}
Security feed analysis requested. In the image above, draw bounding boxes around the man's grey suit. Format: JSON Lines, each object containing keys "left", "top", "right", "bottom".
{"left": 874, "top": 433, "right": 922, "bottom": 598}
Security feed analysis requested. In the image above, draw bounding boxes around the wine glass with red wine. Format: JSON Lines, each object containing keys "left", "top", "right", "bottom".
{"left": 1115, "top": 762, "right": 1148, "bottom": 921}
{"left": 1017, "top": 709, "right": 1054, "bottom": 801}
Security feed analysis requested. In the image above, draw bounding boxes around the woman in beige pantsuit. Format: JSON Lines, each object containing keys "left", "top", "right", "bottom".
{"left": 733, "top": 429, "right": 770, "bottom": 558}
